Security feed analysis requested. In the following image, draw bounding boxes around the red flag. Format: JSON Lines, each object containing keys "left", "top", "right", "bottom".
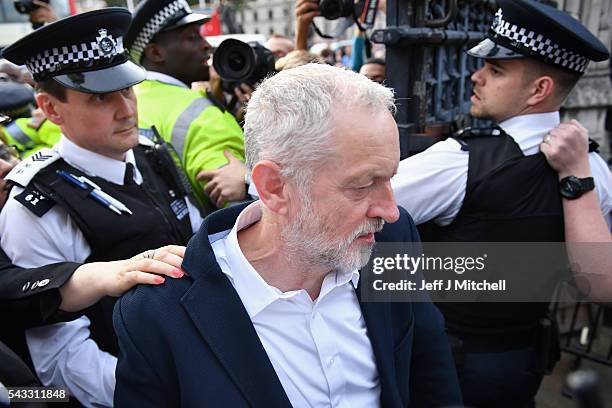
{"left": 201, "top": 9, "right": 222, "bottom": 36}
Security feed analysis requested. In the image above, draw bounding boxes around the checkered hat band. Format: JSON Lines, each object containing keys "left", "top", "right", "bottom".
{"left": 26, "top": 37, "right": 126, "bottom": 78}
{"left": 130, "top": 0, "right": 191, "bottom": 61}
{"left": 491, "top": 8, "right": 589, "bottom": 73}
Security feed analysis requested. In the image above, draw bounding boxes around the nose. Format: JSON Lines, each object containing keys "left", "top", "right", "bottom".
{"left": 201, "top": 36, "right": 212, "bottom": 53}
{"left": 471, "top": 66, "right": 484, "bottom": 85}
{"left": 115, "top": 90, "right": 137, "bottom": 119}
{"left": 367, "top": 181, "right": 400, "bottom": 224}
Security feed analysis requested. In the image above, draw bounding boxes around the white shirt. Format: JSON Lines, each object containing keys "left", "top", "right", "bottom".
{"left": 392, "top": 112, "right": 612, "bottom": 226}
{"left": 0, "top": 136, "right": 203, "bottom": 407}
{"left": 210, "top": 202, "right": 381, "bottom": 408}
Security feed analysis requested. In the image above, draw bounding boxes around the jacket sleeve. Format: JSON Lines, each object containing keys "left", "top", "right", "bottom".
{"left": 399, "top": 208, "right": 463, "bottom": 407}
{"left": 113, "top": 287, "right": 178, "bottom": 407}
{"left": 181, "top": 104, "right": 245, "bottom": 206}
{"left": 409, "top": 301, "right": 463, "bottom": 407}
{"left": 0, "top": 246, "right": 81, "bottom": 329}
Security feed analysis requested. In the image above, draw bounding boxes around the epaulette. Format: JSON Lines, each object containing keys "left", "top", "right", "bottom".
{"left": 137, "top": 131, "right": 155, "bottom": 147}
{"left": 451, "top": 126, "right": 506, "bottom": 151}
{"left": 453, "top": 126, "right": 505, "bottom": 139}
{"left": 6, "top": 148, "right": 60, "bottom": 188}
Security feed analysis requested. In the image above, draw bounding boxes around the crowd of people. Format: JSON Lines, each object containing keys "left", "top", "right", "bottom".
{"left": 0, "top": 0, "right": 610, "bottom": 407}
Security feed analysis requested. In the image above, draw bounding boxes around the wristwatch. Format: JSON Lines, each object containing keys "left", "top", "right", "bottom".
{"left": 559, "top": 176, "right": 594, "bottom": 199}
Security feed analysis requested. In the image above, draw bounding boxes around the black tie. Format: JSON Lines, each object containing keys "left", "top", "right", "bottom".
{"left": 124, "top": 163, "right": 136, "bottom": 185}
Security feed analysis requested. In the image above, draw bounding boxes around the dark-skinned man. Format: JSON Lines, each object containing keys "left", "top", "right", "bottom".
{"left": 125, "top": 0, "right": 247, "bottom": 209}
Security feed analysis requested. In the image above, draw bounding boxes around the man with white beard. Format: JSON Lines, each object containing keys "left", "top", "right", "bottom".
{"left": 114, "top": 63, "right": 462, "bottom": 407}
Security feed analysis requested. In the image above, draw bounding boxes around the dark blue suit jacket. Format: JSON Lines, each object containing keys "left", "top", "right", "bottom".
{"left": 114, "top": 204, "right": 462, "bottom": 407}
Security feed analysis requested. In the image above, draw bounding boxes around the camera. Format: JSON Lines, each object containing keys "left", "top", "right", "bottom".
{"left": 213, "top": 39, "right": 276, "bottom": 90}
{"left": 311, "top": 0, "right": 377, "bottom": 39}
{"left": 13, "top": 0, "right": 50, "bottom": 14}
{"left": 319, "top": 0, "right": 355, "bottom": 20}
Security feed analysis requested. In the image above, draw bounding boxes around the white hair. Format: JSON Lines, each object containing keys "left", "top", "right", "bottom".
{"left": 243, "top": 63, "right": 396, "bottom": 185}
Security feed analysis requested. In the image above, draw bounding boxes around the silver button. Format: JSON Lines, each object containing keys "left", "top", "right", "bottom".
{"left": 22, "top": 282, "right": 30, "bottom": 292}
{"left": 31, "top": 281, "right": 39, "bottom": 290}
{"left": 38, "top": 278, "right": 50, "bottom": 287}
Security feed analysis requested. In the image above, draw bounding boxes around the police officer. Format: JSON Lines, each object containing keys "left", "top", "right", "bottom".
{"left": 0, "top": 81, "right": 61, "bottom": 157}
{"left": 0, "top": 8, "right": 203, "bottom": 406}
{"left": 391, "top": 0, "right": 611, "bottom": 407}
{"left": 124, "top": 0, "right": 246, "bottom": 208}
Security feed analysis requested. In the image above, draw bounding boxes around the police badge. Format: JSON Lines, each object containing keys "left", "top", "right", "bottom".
{"left": 491, "top": 9, "right": 502, "bottom": 33}
{"left": 96, "top": 28, "right": 117, "bottom": 56}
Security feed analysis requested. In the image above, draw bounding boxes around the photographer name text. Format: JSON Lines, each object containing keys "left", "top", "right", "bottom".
{"left": 372, "top": 279, "right": 506, "bottom": 292}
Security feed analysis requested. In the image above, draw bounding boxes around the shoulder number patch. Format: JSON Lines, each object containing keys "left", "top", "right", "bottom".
{"left": 14, "top": 186, "right": 55, "bottom": 217}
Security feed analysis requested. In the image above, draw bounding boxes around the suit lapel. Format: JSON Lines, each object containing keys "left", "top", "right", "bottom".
{"left": 179, "top": 207, "right": 292, "bottom": 408}
{"left": 181, "top": 275, "right": 292, "bottom": 408}
{"left": 357, "top": 287, "right": 402, "bottom": 407}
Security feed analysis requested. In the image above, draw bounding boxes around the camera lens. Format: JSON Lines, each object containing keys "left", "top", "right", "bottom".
{"left": 227, "top": 51, "right": 246, "bottom": 72}
{"left": 318, "top": 0, "right": 354, "bottom": 20}
{"left": 214, "top": 39, "right": 255, "bottom": 81}
{"left": 213, "top": 39, "right": 276, "bottom": 90}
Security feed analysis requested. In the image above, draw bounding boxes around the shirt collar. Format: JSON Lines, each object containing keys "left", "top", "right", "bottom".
{"left": 498, "top": 112, "right": 560, "bottom": 154}
{"left": 55, "top": 135, "right": 142, "bottom": 185}
{"left": 219, "top": 202, "right": 360, "bottom": 318}
{"left": 145, "top": 70, "right": 189, "bottom": 89}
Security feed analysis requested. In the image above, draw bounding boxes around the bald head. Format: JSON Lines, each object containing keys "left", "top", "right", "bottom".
{"left": 265, "top": 34, "right": 295, "bottom": 59}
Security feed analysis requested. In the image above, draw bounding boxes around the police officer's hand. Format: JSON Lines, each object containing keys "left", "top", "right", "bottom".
{"left": 59, "top": 245, "right": 186, "bottom": 312}
{"left": 28, "top": 0, "right": 58, "bottom": 25}
{"left": 197, "top": 150, "right": 248, "bottom": 207}
{"left": 295, "top": 0, "right": 320, "bottom": 50}
{"left": 541, "top": 120, "right": 591, "bottom": 179}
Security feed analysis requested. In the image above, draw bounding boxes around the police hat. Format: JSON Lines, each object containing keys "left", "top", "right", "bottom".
{"left": 125, "top": 0, "right": 211, "bottom": 62}
{"left": 0, "top": 81, "right": 35, "bottom": 119}
{"left": 1, "top": 8, "right": 145, "bottom": 94}
{"left": 467, "top": 0, "right": 610, "bottom": 74}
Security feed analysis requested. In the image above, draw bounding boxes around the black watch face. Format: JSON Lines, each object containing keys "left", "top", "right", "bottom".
{"left": 561, "top": 177, "right": 582, "bottom": 199}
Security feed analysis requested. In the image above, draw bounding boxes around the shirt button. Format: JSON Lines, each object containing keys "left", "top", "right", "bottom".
{"left": 328, "top": 357, "right": 335, "bottom": 367}
{"left": 38, "top": 278, "right": 50, "bottom": 287}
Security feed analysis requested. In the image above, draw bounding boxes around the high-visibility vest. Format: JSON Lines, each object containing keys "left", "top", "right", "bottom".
{"left": 135, "top": 79, "right": 245, "bottom": 207}
{"left": 0, "top": 118, "right": 61, "bottom": 158}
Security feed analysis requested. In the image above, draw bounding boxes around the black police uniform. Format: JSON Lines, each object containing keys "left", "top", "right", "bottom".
{"left": 420, "top": 1, "right": 611, "bottom": 407}
{"left": 0, "top": 9, "right": 201, "bottom": 404}
{"left": 7, "top": 143, "right": 195, "bottom": 356}
{"left": 421, "top": 127, "right": 566, "bottom": 407}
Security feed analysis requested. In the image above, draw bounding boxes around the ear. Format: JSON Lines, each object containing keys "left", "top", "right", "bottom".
{"left": 143, "top": 42, "right": 167, "bottom": 64}
{"left": 251, "top": 160, "right": 291, "bottom": 215}
{"left": 525, "top": 75, "right": 554, "bottom": 107}
{"left": 35, "top": 93, "right": 64, "bottom": 126}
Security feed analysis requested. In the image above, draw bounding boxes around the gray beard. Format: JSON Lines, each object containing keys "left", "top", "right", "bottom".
{"left": 281, "top": 194, "right": 384, "bottom": 273}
